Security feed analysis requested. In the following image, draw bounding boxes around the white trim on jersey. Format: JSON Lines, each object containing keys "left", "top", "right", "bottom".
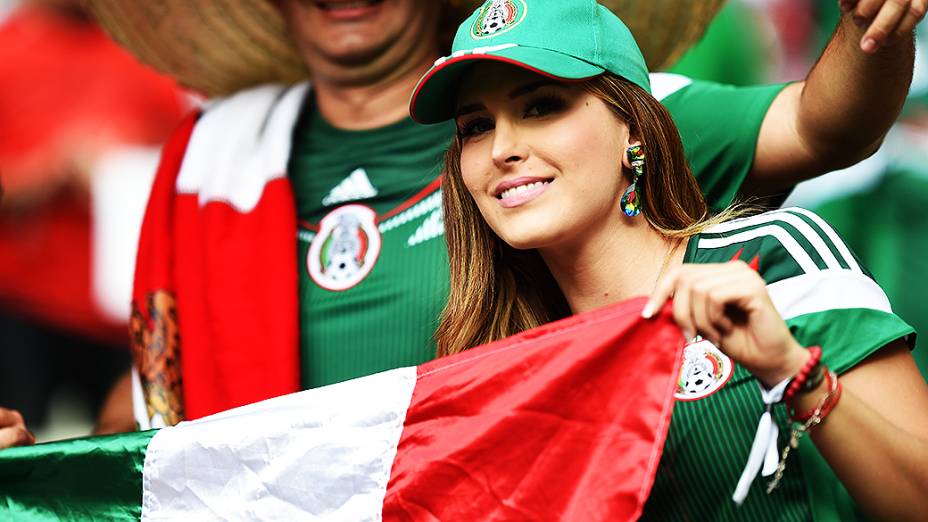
{"left": 649, "top": 73, "right": 694, "bottom": 102}
{"left": 781, "top": 207, "right": 862, "bottom": 274}
{"left": 697, "top": 225, "right": 820, "bottom": 274}
{"left": 768, "top": 269, "right": 892, "bottom": 320}
{"left": 701, "top": 210, "right": 846, "bottom": 272}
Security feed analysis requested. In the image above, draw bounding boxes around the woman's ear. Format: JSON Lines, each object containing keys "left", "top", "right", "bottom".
{"left": 621, "top": 138, "right": 643, "bottom": 169}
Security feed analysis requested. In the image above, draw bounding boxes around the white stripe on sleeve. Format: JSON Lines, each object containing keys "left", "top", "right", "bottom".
{"left": 767, "top": 269, "right": 892, "bottom": 320}
{"left": 780, "top": 207, "right": 862, "bottom": 274}
{"left": 703, "top": 211, "right": 844, "bottom": 270}
{"left": 698, "top": 225, "right": 820, "bottom": 274}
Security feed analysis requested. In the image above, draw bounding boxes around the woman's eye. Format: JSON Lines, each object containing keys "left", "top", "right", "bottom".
{"left": 458, "top": 118, "right": 494, "bottom": 138}
{"left": 524, "top": 95, "right": 567, "bottom": 118}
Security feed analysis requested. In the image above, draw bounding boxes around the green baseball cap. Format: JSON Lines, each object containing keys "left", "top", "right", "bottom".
{"left": 410, "top": 0, "right": 651, "bottom": 124}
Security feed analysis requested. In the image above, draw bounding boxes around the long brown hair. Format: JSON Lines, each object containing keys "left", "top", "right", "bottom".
{"left": 436, "top": 73, "right": 728, "bottom": 357}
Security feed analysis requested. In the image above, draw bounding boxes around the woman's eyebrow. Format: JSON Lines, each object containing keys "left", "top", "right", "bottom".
{"left": 455, "top": 103, "right": 484, "bottom": 118}
{"left": 509, "top": 80, "right": 560, "bottom": 99}
{"left": 455, "top": 80, "right": 561, "bottom": 118}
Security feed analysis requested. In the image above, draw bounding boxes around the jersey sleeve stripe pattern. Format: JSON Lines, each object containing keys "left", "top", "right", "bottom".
{"left": 698, "top": 225, "right": 820, "bottom": 273}
{"left": 700, "top": 209, "right": 849, "bottom": 272}
{"left": 782, "top": 207, "right": 862, "bottom": 273}
{"left": 696, "top": 209, "right": 898, "bottom": 320}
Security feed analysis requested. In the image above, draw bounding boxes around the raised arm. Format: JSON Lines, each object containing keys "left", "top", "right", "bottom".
{"left": 748, "top": 0, "right": 924, "bottom": 195}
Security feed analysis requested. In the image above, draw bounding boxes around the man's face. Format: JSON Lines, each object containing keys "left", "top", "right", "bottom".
{"left": 281, "top": 0, "right": 441, "bottom": 84}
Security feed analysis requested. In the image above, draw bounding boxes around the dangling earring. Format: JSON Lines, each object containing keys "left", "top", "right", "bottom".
{"left": 621, "top": 145, "right": 645, "bottom": 217}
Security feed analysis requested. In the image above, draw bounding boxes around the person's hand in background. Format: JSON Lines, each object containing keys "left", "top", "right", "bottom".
{"left": 0, "top": 407, "right": 35, "bottom": 449}
{"left": 842, "top": 0, "right": 927, "bottom": 53}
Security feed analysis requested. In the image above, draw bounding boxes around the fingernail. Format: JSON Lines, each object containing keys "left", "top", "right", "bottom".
{"left": 862, "top": 37, "right": 878, "bottom": 53}
{"left": 641, "top": 304, "right": 653, "bottom": 318}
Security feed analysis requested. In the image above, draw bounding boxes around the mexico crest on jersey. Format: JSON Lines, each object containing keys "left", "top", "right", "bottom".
{"left": 307, "top": 205, "right": 381, "bottom": 292}
{"left": 472, "top": 0, "right": 527, "bottom": 38}
{"left": 674, "top": 338, "right": 733, "bottom": 401}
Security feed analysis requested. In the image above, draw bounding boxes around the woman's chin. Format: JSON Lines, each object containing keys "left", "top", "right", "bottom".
{"left": 496, "top": 229, "right": 559, "bottom": 251}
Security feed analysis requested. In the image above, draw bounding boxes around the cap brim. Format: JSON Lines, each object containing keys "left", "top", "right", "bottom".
{"left": 410, "top": 46, "right": 604, "bottom": 124}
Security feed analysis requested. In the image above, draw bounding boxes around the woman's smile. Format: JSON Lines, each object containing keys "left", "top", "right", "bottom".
{"left": 494, "top": 177, "right": 553, "bottom": 208}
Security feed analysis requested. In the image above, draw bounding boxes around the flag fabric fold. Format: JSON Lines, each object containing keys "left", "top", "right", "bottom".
{"left": 0, "top": 297, "right": 683, "bottom": 521}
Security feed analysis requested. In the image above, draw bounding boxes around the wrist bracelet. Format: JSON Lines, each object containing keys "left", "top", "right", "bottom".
{"left": 784, "top": 346, "right": 823, "bottom": 403}
{"left": 767, "top": 368, "right": 842, "bottom": 494}
{"left": 789, "top": 368, "right": 841, "bottom": 423}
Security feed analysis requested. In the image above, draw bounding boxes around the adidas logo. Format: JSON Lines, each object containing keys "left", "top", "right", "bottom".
{"left": 322, "top": 168, "right": 378, "bottom": 207}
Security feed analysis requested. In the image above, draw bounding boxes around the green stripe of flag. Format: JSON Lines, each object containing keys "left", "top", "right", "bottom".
{"left": 0, "top": 430, "right": 156, "bottom": 521}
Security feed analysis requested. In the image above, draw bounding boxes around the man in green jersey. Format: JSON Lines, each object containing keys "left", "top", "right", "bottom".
{"left": 25, "top": 0, "right": 919, "bottom": 437}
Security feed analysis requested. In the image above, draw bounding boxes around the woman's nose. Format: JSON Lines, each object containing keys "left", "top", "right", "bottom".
{"left": 491, "top": 119, "right": 527, "bottom": 169}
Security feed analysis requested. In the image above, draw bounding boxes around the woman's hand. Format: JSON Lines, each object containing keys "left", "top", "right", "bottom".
{"left": 0, "top": 407, "right": 34, "bottom": 449}
{"left": 642, "top": 261, "right": 809, "bottom": 387}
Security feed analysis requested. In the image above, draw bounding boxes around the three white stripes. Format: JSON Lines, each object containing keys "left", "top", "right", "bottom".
{"left": 698, "top": 207, "right": 862, "bottom": 274}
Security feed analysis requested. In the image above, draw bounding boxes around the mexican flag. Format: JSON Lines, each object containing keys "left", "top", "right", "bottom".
{"left": 0, "top": 298, "right": 683, "bottom": 521}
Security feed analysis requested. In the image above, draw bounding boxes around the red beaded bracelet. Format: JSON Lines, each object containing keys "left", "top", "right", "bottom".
{"left": 789, "top": 368, "right": 842, "bottom": 423}
{"left": 784, "top": 346, "right": 823, "bottom": 403}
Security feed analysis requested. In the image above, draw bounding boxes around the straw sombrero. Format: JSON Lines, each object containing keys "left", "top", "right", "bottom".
{"left": 84, "top": 0, "right": 726, "bottom": 97}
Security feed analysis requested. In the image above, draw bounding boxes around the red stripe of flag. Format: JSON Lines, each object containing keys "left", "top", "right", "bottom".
{"left": 384, "top": 297, "right": 684, "bottom": 521}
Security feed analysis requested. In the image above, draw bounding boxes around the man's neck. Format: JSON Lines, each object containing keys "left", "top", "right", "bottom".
{"left": 312, "top": 53, "right": 438, "bottom": 131}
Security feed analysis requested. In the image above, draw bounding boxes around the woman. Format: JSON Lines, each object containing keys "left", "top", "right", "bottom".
{"left": 410, "top": 0, "right": 928, "bottom": 519}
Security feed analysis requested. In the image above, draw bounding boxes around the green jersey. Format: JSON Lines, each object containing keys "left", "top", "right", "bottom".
{"left": 642, "top": 208, "right": 915, "bottom": 521}
{"left": 289, "top": 77, "right": 786, "bottom": 388}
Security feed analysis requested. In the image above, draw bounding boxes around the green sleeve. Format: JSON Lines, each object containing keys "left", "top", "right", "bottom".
{"left": 787, "top": 308, "right": 915, "bottom": 375}
{"left": 661, "top": 79, "right": 787, "bottom": 212}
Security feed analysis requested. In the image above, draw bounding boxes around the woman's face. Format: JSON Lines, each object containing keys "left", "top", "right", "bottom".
{"left": 456, "top": 63, "right": 637, "bottom": 251}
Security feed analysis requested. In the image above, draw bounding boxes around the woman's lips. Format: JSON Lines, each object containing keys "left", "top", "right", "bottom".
{"left": 496, "top": 180, "right": 552, "bottom": 208}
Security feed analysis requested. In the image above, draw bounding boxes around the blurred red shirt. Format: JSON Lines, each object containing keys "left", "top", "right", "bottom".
{"left": 0, "top": 5, "right": 186, "bottom": 343}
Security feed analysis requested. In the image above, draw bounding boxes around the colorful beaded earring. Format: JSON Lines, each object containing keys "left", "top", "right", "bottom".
{"left": 621, "top": 145, "right": 645, "bottom": 217}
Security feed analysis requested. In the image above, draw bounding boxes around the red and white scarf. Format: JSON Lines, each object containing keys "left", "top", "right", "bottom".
{"left": 131, "top": 83, "right": 310, "bottom": 427}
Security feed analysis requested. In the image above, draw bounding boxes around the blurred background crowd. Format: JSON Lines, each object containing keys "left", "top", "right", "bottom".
{"left": 0, "top": 0, "right": 925, "bottom": 441}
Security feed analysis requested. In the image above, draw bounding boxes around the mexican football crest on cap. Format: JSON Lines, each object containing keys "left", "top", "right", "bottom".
{"left": 308, "top": 205, "right": 381, "bottom": 292}
{"left": 674, "top": 338, "right": 733, "bottom": 401}
{"left": 472, "top": 0, "right": 528, "bottom": 39}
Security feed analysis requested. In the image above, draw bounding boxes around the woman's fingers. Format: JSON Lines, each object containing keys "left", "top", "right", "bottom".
{"left": 646, "top": 262, "right": 756, "bottom": 343}
{"left": 690, "top": 276, "right": 723, "bottom": 344}
{"left": 694, "top": 273, "right": 741, "bottom": 343}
